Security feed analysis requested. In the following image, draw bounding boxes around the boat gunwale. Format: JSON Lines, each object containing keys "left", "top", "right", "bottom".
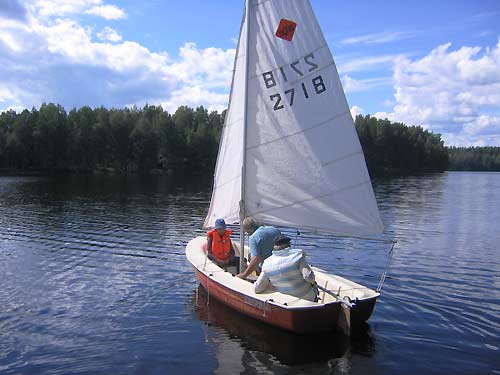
{"left": 193, "top": 263, "right": 340, "bottom": 311}
{"left": 187, "top": 236, "right": 342, "bottom": 310}
{"left": 312, "top": 267, "right": 381, "bottom": 302}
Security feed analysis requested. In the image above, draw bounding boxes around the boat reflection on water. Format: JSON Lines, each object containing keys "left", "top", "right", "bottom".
{"left": 192, "top": 285, "right": 376, "bottom": 368}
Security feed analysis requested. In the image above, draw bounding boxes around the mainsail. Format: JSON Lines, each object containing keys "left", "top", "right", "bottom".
{"left": 205, "top": 0, "right": 383, "bottom": 236}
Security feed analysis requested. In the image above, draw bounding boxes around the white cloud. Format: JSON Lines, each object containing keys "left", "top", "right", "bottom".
{"left": 97, "top": 26, "right": 121, "bottom": 42}
{"left": 162, "top": 86, "right": 229, "bottom": 113}
{"left": 382, "top": 99, "right": 394, "bottom": 107}
{"left": 86, "top": 4, "right": 126, "bottom": 20}
{"left": 0, "top": 31, "right": 23, "bottom": 52}
{"left": 31, "top": 0, "right": 126, "bottom": 20}
{"left": 464, "top": 115, "right": 500, "bottom": 136}
{"left": 21, "top": 17, "right": 167, "bottom": 73}
{"left": 168, "top": 43, "right": 234, "bottom": 88}
{"left": 471, "top": 11, "right": 500, "bottom": 22}
{"left": 374, "top": 39, "right": 500, "bottom": 145}
{"left": 0, "top": 87, "right": 16, "bottom": 102}
{"left": 32, "top": 0, "right": 101, "bottom": 17}
{"left": 340, "top": 31, "right": 418, "bottom": 45}
{"left": 350, "top": 105, "right": 364, "bottom": 119}
{"left": 0, "top": 15, "right": 32, "bottom": 53}
{"left": 338, "top": 54, "right": 402, "bottom": 73}
{"left": 342, "top": 74, "right": 391, "bottom": 93}
{"left": 0, "top": 6, "right": 234, "bottom": 114}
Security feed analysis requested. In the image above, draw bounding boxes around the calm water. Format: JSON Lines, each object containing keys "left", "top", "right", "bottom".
{"left": 0, "top": 172, "right": 499, "bottom": 374}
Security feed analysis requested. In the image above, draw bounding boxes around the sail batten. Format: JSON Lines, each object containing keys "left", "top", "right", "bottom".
{"left": 247, "top": 178, "right": 374, "bottom": 215}
{"left": 321, "top": 151, "right": 364, "bottom": 168}
{"left": 212, "top": 174, "right": 241, "bottom": 190}
{"left": 205, "top": 0, "right": 383, "bottom": 236}
{"left": 246, "top": 109, "right": 351, "bottom": 150}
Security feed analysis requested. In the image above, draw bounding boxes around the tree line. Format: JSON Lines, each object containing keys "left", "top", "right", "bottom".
{"left": 448, "top": 146, "right": 500, "bottom": 171}
{"left": 0, "top": 103, "right": 223, "bottom": 175}
{"left": 354, "top": 115, "right": 449, "bottom": 176}
{"left": 1, "top": 103, "right": 497, "bottom": 177}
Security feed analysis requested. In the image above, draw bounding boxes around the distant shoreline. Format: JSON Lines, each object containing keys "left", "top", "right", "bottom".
{"left": 2, "top": 105, "right": 499, "bottom": 177}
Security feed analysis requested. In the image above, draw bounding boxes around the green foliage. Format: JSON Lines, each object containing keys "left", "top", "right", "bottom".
{"left": 3, "top": 105, "right": 482, "bottom": 177}
{"left": 0, "top": 103, "right": 224, "bottom": 176}
{"left": 448, "top": 146, "right": 500, "bottom": 171}
{"left": 354, "top": 115, "right": 449, "bottom": 176}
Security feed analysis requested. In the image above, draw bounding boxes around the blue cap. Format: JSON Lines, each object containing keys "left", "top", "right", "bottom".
{"left": 214, "top": 218, "right": 226, "bottom": 229}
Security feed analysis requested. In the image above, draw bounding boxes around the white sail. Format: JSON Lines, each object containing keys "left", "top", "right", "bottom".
{"left": 204, "top": 11, "right": 248, "bottom": 227}
{"left": 205, "top": 0, "right": 383, "bottom": 236}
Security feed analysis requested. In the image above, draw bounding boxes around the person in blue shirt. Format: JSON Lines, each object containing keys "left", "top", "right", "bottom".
{"left": 236, "top": 217, "right": 281, "bottom": 280}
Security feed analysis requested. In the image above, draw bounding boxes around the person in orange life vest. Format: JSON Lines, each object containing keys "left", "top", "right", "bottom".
{"left": 207, "top": 218, "right": 240, "bottom": 272}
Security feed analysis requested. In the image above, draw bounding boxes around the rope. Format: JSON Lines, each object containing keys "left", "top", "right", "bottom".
{"left": 202, "top": 248, "right": 208, "bottom": 271}
{"left": 377, "top": 241, "right": 396, "bottom": 292}
{"left": 195, "top": 263, "right": 227, "bottom": 274}
{"left": 207, "top": 273, "right": 210, "bottom": 306}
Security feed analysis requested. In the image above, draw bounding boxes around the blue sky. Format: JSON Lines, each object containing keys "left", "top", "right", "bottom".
{"left": 1, "top": 0, "right": 499, "bottom": 145}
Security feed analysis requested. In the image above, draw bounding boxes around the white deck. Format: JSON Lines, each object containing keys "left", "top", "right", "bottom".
{"left": 186, "top": 236, "right": 378, "bottom": 308}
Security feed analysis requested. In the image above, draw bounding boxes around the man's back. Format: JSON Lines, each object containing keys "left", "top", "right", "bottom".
{"left": 256, "top": 248, "right": 317, "bottom": 302}
{"left": 249, "top": 226, "right": 281, "bottom": 261}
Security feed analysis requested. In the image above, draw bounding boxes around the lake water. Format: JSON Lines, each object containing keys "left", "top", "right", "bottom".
{"left": 0, "top": 172, "right": 499, "bottom": 374}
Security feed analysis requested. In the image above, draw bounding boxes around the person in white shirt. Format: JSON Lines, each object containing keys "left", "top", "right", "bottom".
{"left": 254, "top": 235, "right": 318, "bottom": 302}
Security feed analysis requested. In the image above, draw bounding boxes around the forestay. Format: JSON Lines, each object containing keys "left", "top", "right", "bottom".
{"left": 205, "top": 0, "right": 383, "bottom": 236}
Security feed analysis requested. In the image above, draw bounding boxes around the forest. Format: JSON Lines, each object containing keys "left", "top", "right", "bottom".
{"left": 354, "top": 115, "right": 449, "bottom": 175}
{"left": 0, "top": 103, "right": 497, "bottom": 177}
{"left": 447, "top": 146, "right": 500, "bottom": 171}
{"left": 0, "top": 103, "right": 222, "bottom": 176}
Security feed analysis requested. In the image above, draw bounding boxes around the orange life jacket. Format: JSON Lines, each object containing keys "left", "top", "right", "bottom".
{"left": 207, "top": 229, "right": 233, "bottom": 261}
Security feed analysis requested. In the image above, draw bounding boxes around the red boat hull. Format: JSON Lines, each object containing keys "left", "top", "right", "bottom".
{"left": 194, "top": 268, "right": 342, "bottom": 334}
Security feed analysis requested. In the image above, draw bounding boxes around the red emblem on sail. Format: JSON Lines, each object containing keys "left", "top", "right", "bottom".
{"left": 276, "top": 18, "right": 297, "bottom": 41}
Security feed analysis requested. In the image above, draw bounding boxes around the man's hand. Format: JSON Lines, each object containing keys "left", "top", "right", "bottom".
{"left": 236, "top": 255, "right": 261, "bottom": 280}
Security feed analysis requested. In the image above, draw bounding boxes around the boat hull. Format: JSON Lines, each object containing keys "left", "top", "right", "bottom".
{"left": 194, "top": 268, "right": 342, "bottom": 334}
{"left": 350, "top": 296, "right": 377, "bottom": 325}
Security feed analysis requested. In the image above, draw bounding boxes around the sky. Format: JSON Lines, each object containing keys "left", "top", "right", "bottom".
{"left": 0, "top": 0, "right": 499, "bottom": 146}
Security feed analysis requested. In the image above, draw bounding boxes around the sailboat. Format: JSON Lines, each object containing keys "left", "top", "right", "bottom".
{"left": 186, "top": 0, "right": 388, "bottom": 335}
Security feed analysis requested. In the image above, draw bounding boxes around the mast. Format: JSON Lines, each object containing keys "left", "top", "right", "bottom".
{"left": 239, "top": 0, "right": 250, "bottom": 272}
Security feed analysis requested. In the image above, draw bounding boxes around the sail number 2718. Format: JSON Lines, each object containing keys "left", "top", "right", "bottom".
{"left": 261, "top": 52, "right": 326, "bottom": 111}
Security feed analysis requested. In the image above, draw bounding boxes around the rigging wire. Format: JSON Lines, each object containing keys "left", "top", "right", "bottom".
{"left": 293, "top": 229, "right": 301, "bottom": 248}
{"left": 377, "top": 241, "right": 396, "bottom": 292}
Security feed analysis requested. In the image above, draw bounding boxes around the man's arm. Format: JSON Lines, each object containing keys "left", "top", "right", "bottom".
{"left": 254, "top": 271, "right": 270, "bottom": 293}
{"left": 237, "top": 255, "right": 261, "bottom": 279}
{"left": 299, "top": 257, "right": 315, "bottom": 284}
{"left": 206, "top": 235, "right": 216, "bottom": 261}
